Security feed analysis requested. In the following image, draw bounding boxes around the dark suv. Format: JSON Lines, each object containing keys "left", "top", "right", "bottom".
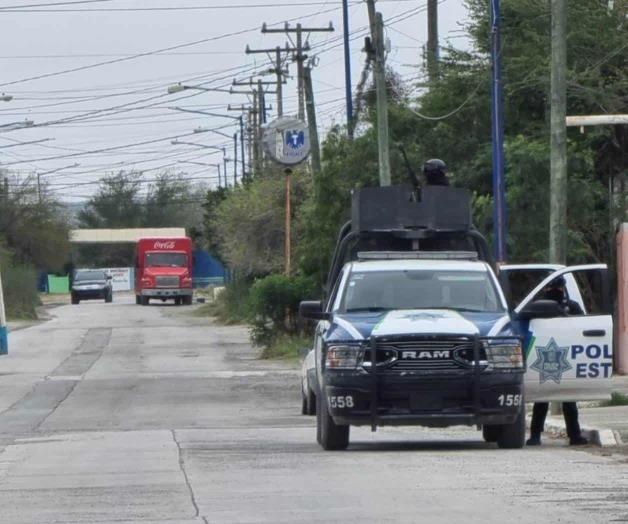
{"left": 71, "top": 269, "right": 113, "bottom": 304}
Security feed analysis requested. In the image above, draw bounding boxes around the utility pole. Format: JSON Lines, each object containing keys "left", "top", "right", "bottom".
{"left": 233, "top": 132, "right": 238, "bottom": 185}
{"left": 245, "top": 44, "right": 291, "bottom": 117}
{"left": 366, "top": 0, "right": 391, "bottom": 186}
{"left": 549, "top": 0, "right": 568, "bottom": 265}
{"left": 303, "top": 64, "right": 321, "bottom": 175}
{"left": 427, "top": 0, "right": 439, "bottom": 82}
{"left": 229, "top": 104, "right": 259, "bottom": 179}
{"left": 490, "top": 0, "right": 507, "bottom": 262}
{"left": 342, "top": 0, "right": 354, "bottom": 138}
{"left": 262, "top": 22, "right": 334, "bottom": 121}
{"left": 37, "top": 173, "right": 42, "bottom": 204}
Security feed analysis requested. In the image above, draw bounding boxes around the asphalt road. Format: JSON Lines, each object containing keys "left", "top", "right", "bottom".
{"left": 1, "top": 296, "right": 627, "bottom": 523}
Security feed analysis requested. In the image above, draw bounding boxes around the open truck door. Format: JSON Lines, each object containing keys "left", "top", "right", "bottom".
{"left": 511, "top": 264, "right": 612, "bottom": 402}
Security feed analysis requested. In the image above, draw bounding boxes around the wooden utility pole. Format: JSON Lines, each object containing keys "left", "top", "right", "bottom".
{"left": 367, "top": 0, "right": 391, "bottom": 186}
{"left": 245, "top": 44, "right": 291, "bottom": 117}
{"left": 549, "top": 0, "right": 568, "bottom": 264}
{"left": 285, "top": 168, "right": 292, "bottom": 275}
{"left": 427, "top": 0, "right": 439, "bottom": 82}
{"left": 303, "top": 64, "right": 321, "bottom": 175}
{"left": 262, "top": 22, "right": 334, "bottom": 121}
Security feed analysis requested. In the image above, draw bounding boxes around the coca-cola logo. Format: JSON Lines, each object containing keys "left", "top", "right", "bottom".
{"left": 153, "top": 240, "right": 176, "bottom": 249}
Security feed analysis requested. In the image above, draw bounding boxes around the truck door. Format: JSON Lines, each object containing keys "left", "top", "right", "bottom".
{"left": 513, "top": 264, "right": 612, "bottom": 402}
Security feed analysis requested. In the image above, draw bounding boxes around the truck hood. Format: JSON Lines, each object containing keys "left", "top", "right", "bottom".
{"left": 143, "top": 267, "right": 188, "bottom": 277}
{"left": 326, "top": 309, "right": 512, "bottom": 341}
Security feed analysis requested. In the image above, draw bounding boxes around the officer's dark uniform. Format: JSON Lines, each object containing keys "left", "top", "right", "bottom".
{"left": 527, "top": 278, "right": 588, "bottom": 446}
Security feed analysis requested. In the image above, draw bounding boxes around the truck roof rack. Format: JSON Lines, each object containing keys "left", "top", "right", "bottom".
{"left": 324, "top": 185, "right": 495, "bottom": 296}
{"left": 356, "top": 251, "right": 479, "bottom": 261}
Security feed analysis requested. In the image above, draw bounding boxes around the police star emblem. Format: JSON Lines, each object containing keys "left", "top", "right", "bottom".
{"left": 530, "top": 338, "right": 572, "bottom": 384}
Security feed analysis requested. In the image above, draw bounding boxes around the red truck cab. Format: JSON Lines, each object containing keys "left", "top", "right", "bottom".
{"left": 135, "top": 237, "right": 193, "bottom": 305}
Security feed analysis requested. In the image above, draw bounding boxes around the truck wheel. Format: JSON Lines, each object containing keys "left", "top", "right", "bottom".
{"left": 71, "top": 295, "right": 79, "bottom": 305}
{"left": 482, "top": 425, "right": 500, "bottom": 443}
{"left": 316, "top": 394, "right": 349, "bottom": 450}
{"left": 306, "top": 388, "right": 316, "bottom": 416}
{"left": 135, "top": 295, "right": 141, "bottom": 305}
{"left": 141, "top": 296, "right": 149, "bottom": 306}
{"left": 183, "top": 295, "right": 193, "bottom": 305}
{"left": 175, "top": 297, "right": 182, "bottom": 306}
{"left": 105, "top": 293, "right": 112, "bottom": 303}
{"left": 497, "top": 405, "right": 526, "bottom": 449}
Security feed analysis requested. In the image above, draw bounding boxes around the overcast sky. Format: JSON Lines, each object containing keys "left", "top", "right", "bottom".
{"left": 0, "top": 0, "right": 470, "bottom": 201}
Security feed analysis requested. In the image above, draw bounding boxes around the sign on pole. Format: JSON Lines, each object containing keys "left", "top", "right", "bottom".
{"left": 262, "top": 117, "right": 311, "bottom": 276}
{"left": 262, "top": 117, "right": 311, "bottom": 166}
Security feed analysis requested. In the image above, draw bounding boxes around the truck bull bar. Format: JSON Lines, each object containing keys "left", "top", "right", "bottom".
{"left": 366, "top": 334, "right": 522, "bottom": 431}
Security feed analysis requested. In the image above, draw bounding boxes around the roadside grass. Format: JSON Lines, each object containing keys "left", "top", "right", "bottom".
{"left": 599, "top": 392, "right": 628, "bottom": 407}
{"left": 260, "top": 334, "right": 311, "bottom": 361}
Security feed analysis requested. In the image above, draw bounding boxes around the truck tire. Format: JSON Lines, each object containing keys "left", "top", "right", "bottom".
{"left": 482, "top": 425, "right": 500, "bottom": 443}
{"left": 497, "top": 405, "right": 526, "bottom": 449}
{"left": 135, "top": 295, "right": 141, "bottom": 305}
{"left": 316, "top": 394, "right": 349, "bottom": 450}
{"left": 175, "top": 297, "right": 182, "bottom": 306}
{"left": 183, "top": 295, "right": 193, "bottom": 306}
{"left": 71, "top": 295, "right": 79, "bottom": 305}
{"left": 105, "top": 293, "right": 112, "bottom": 303}
{"left": 141, "top": 296, "right": 149, "bottom": 306}
{"left": 306, "top": 387, "right": 316, "bottom": 416}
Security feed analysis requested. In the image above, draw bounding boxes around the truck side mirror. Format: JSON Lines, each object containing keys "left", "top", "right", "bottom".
{"left": 299, "top": 300, "right": 330, "bottom": 321}
{"left": 517, "top": 299, "right": 565, "bottom": 320}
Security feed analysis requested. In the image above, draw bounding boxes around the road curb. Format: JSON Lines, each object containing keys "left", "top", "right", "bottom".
{"left": 528, "top": 414, "right": 623, "bottom": 447}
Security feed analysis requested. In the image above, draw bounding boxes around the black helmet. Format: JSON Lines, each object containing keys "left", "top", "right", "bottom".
{"left": 423, "top": 158, "right": 447, "bottom": 176}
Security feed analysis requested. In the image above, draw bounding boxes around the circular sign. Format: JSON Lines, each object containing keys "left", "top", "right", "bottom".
{"left": 262, "top": 117, "right": 311, "bottom": 166}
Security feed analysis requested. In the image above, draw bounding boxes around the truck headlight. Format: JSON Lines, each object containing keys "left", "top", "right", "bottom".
{"left": 486, "top": 342, "right": 523, "bottom": 369}
{"left": 326, "top": 345, "right": 362, "bottom": 369}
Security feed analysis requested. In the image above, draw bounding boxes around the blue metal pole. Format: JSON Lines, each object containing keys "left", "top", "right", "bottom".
{"left": 0, "top": 266, "right": 8, "bottom": 355}
{"left": 342, "top": 0, "right": 354, "bottom": 138}
{"left": 490, "top": 0, "right": 507, "bottom": 262}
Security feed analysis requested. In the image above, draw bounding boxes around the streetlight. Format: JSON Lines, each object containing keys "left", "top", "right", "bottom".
{"left": 171, "top": 140, "right": 228, "bottom": 187}
{"left": 170, "top": 107, "right": 245, "bottom": 183}
{"left": 167, "top": 83, "right": 231, "bottom": 95}
{"left": 0, "top": 119, "right": 34, "bottom": 132}
{"left": 36, "top": 163, "right": 80, "bottom": 203}
{"left": 177, "top": 160, "right": 222, "bottom": 188}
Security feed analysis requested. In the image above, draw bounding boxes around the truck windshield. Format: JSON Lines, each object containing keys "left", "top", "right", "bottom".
{"left": 340, "top": 269, "right": 504, "bottom": 313}
{"left": 75, "top": 270, "right": 106, "bottom": 282}
{"left": 145, "top": 252, "right": 187, "bottom": 267}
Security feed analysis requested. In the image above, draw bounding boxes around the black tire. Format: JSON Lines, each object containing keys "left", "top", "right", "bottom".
{"left": 183, "top": 295, "right": 193, "bottom": 305}
{"left": 71, "top": 295, "right": 79, "bottom": 305}
{"left": 135, "top": 295, "right": 141, "bottom": 305}
{"left": 175, "top": 297, "right": 182, "bottom": 306}
{"left": 482, "top": 425, "right": 500, "bottom": 443}
{"left": 105, "top": 293, "right": 112, "bottom": 303}
{"left": 306, "top": 387, "right": 316, "bottom": 416}
{"left": 141, "top": 296, "right": 149, "bottom": 306}
{"left": 301, "top": 392, "right": 308, "bottom": 415}
{"left": 316, "top": 394, "right": 349, "bottom": 450}
{"left": 497, "top": 405, "right": 526, "bottom": 449}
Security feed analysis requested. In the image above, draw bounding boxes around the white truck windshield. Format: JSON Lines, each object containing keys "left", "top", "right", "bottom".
{"left": 340, "top": 269, "right": 504, "bottom": 313}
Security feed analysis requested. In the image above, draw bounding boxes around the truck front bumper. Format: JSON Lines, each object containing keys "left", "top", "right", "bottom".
{"left": 323, "top": 372, "right": 523, "bottom": 428}
{"left": 140, "top": 288, "right": 193, "bottom": 297}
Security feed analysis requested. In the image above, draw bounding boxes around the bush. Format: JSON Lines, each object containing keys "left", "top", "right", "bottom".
{"left": 1, "top": 263, "right": 39, "bottom": 320}
{"left": 205, "top": 279, "right": 253, "bottom": 324}
{"left": 249, "top": 273, "right": 317, "bottom": 347}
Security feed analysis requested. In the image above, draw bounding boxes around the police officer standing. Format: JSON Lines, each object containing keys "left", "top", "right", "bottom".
{"left": 526, "top": 277, "right": 588, "bottom": 446}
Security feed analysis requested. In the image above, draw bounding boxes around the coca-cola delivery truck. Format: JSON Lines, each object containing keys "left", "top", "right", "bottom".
{"left": 135, "top": 237, "right": 193, "bottom": 305}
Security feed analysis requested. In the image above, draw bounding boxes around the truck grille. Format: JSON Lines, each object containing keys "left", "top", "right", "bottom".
{"left": 155, "top": 276, "right": 179, "bottom": 288}
{"left": 363, "top": 337, "right": 486, "bottom": 373}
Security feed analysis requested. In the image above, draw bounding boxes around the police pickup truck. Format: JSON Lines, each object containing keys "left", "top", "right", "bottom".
{"left": 300, "top": 186, "right": 613, "bottom": 450}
